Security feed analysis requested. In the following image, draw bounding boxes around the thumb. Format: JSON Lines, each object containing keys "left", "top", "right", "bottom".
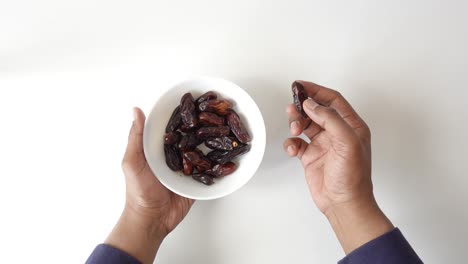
{"left": 122, "top": 107, "right": 147, "bottom": 170}
{"left": 303, "top": 98, "right": 356, "bottom": 143}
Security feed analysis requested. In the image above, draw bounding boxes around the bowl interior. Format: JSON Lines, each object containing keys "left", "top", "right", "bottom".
{"left": 143, "top": 77, "right": 266, "bottom": 200}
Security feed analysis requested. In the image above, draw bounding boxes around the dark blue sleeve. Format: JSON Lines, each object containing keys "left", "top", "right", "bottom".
{"left": 86, "top": 244, "right": 141, "bottom": 264}
{"left": 338, "top": 228, "right": 423, "bottom": 264}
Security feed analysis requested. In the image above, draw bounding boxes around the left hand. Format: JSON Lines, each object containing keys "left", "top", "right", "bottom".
{"left": 105, "top": 107, "right": 193, "bottom": 264}
{"left": 121, "top": 107, "right": 194, "bottom": 236}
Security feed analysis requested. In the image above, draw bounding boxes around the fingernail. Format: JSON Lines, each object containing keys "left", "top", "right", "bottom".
{"left": 291, "top": 121, "right": 300, "bottom": 131}
{"left": 287, "top": 145, "right": 295, "bottom": 156}
{"left": 133, "top": 108, "right": 138, "bottom": 121}
{"left": 304, "top": 98, "right": 318, "bottom": 110}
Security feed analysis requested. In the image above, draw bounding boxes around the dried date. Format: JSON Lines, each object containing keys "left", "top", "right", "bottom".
{"left": 182, "top": 152, "right": 194, "bottom": 176}
{"left": 196, "top": 126, "right": 230, "bottom": 139}
{"left": 165, "top": 106, "right": 182, "bottom": 132}
{"left": 205, "top": 162, "right": 237, "bottom": 177}
{"left": 206, "top": 144, "right": 251, "bottom": 164}
{"left": 195, "top": 165, "right": 207, "bottom": 173}
{"left": 163, "top": 90, "right": 253, "bottom": 186}
{"left": 198, "top": 112, "right": 225, "bottom": 126}
{"left": 226, "top": 110, "right": 251, "bottom": 143}
{"left": 292, "top": 81, "right": 308, "bottom": 118}
{"left": 195, "top": 91, "right": 218, "bottom": 106}
{"left": 184, "top": 151, "right": 212, "bottom": 171}
{"left": 178, "top": 134, "right": 202, "bottom": 150}
{"left": 164, "top": 145, "right": 182, "bottom": 171}
{"left": 198, "top": 99, "right": 232, "bottom": 115}
{"left": 179, "top": 123, "right": 196, "bottom": 133}
{"left": 164, "top": 131, "right": 182, "bottom": 145}
{"left": 205, "top": 136, "right": 239, "bottom": 151}
{"left": 180, "top": 93, "right": 198, "bottom": 128}
{"left": 192, "top": 174, "right": 214, "bottom": 186}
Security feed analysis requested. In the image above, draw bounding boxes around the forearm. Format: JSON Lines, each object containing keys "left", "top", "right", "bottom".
{"left": 325, "top": 197, "right": 394, "bottom": 254}
{"left": 105, "top": 205, "right": 166, "bottom": 264}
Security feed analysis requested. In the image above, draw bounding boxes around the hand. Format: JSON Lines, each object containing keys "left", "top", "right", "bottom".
{"left": 105, "top": 108, "right": 194, "bottom": 264}
{"left": 284, "top": 81, "right": 393, "bottom": 254}
{"left": 122, "top": 107, "right": 193, "bottom": 236}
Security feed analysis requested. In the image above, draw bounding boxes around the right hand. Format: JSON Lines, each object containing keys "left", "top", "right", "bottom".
{"left": 284, "top": 81, "right": 393, "bottom": 253}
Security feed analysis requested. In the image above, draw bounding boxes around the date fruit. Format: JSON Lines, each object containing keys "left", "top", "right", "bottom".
{"left": 179, "top": 123, "right": 196, "bottom": 133}
{"left": 195, "top": 91, "right": 218, "bottom": 106}
{"left": 184, "top": 151, "right": 212, "bottom": 171}
{"left": 163, "top": 91, "right": 253, "bottom": 185}
{"left": 206, "top": 144, "right": 251, "bottom": 165}
{"left": 205, "top": 162, "right": 237, "bottom": 177}
{"left": 180, "top": 93, "right": 198, "bottom": 128}
{"left": 198, "top": 112, "right": 225, "bottom": 126}
{"left": 196, "top": 126, "right": 230, "bottom": 139}
{"left": 226, "top": 110, "right": 251, "bottom": 143}
{"left": 292, "top": 81, "right": 308, "bottom": 118}
{"left": 165, "top": 106, "right": 182, "bottom": 132}
{"left": 198, "top": 99, "right": 232, "bottom": 115}
{"left": 195, "top": 165, "right": 207, "bottom": 173}
{"left": 178, "top": 133, "right": 202, "bottom": 150}
{"left": 164, "top": 131, "right": 182, "bottom": 145}
{"left": 192, "top": 174, "right": 214, "bottom": 186}
{"left": 205, "top": 136, "right": 239, "bottom": 151}
{"left": 182, "top": 152, "right": 194, "bottom": 176}
{"left": 164, "top": 145, "right": 182, "bottom": 171}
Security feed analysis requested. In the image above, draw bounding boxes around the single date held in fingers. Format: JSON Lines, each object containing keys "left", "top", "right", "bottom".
{"left": 292, "top": 81, "right": 308, "bottom": 118}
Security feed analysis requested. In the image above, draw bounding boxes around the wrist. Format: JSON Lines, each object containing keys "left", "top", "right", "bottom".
{"left": 122, "top": 206, "right": 168, "bottom": 240}
{"left": 122, "top": 203, "right": 168, "bottom": 242}
{"left": 325, "top": 197, "right": 394, "bottom": 254}
{"left": 105, "top": 205, "right": 166, "bottom": 264}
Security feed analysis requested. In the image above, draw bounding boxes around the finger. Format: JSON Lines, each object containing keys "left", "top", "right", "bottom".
{"left": 123, "top": 107, "right": 147, "bottom": 167}
{"left": 294, "top": 80, "right": 370, "bottom": 139}
{"left": 286, "top": 104, "right": 311, "bottom": 136}
{"left": 283, "top": 137, "right": 308, "bottom": 159}
{"left": 303, "top": 98, "right": 357, "bottom": 143}
{"left": 287, "top": 104, "right": 322, "bottom": 140}
{"left": 303, "top": 122, "right": 322, "bottom": 140}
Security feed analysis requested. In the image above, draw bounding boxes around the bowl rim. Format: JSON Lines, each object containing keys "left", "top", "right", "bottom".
{"left": 143, "top": 76, "right": 266, "bottom": 200}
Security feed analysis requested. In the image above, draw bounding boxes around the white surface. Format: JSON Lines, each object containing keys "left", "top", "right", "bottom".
{"left": 144, "top": 77, "right": 266, "bottom": 200}
{"left": 1, "top": 0, "right": 467, "bottom": 263}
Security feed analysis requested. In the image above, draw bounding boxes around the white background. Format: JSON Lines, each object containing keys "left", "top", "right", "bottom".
{"left": 1, "top": 0, "right": 467, "bottom": 263}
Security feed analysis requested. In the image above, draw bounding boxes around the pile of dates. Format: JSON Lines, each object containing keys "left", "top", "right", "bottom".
{"left": 163, "top": 91, "right": 252, "bottom": 185}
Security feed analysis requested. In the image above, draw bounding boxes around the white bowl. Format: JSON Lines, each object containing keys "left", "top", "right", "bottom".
{"left": 143, "top": 77, "right": 266, "bottom": 200}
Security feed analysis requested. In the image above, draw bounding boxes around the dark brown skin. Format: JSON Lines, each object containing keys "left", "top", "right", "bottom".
{"left": 192, "top": 174, "right": 214, "bottom": 185}
{"left": 292, "top": 81, "right": 308, "bottom": 118}
{"left": 179, "top": 123, "right": 197, "bottom": 133}
{"left": 205, "top": 162, "right": 237, "bottom": 177}
{"left": 198, "top": 99, "right": 232, "bottom": 115}
{"left": 163, "top": 131, "right": 182, "bottom": 145}
{"left": 196, "top": 126, "right": 230, "bottom": 139}
{"left": 182, "top": 152, "right": 194, "bottom": 176}
{"left": 178, "top": 134, "right": 202, "bottom": 151}
{"left": 198, "top": 112, "right": 225, "bottom": 126}
{"left": 183, "top": 151, "right": 212, "bottom": 171}
{"left": 165, "top": 106, "right": 182, "bottom": 132}
{"left": 204, "top": 136, "right": 239, "bottom": 151}
{"left": 206, "top": 144, "right": 251, "bottom": 165}
{"left": 164, "top": 145, "right": 182, "bottom": 171}
{"left": 195, "top": 91, "right": 218, "bottom": 106}
{"left": 180, "top": 93, "right": 198, "bottom": 128}
{"left": 226, "top": 110, "right": 251, "bottom": 143}
{"left": 163, "top": 92, "right": 252, "bottom": 185}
